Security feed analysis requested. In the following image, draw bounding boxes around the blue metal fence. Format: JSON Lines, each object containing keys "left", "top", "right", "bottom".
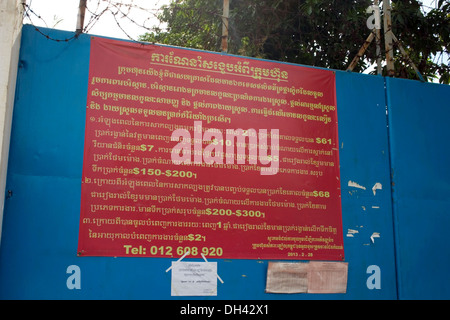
{"left": 386, "top": 77, "right": 450, "bottom": 299}
{"left": 0, "top": 25, "right": 448, "bottom": 300}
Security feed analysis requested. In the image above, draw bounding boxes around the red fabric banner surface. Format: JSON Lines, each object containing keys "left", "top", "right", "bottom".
{"left": 78, "top": 37, "right": 344, "bottom": 260}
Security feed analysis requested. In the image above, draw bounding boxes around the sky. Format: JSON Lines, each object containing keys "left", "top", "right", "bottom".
{"left": 24, "top": 0, "right": 440, "bottom": 40}
{"left": 23, "top": 0, "right": 171, "bottom": 40}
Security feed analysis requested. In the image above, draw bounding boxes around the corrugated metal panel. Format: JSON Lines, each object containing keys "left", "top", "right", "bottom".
{"left": 336, "top": 71, "right": 397, "bottom": 299}
{"left": 387, "top": 77, "right": 450, "bottom": 300}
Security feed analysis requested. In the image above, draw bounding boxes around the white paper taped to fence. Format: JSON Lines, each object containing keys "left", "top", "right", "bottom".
{"left": 171, "top": 261, "right": 218, "bottom": 296}
{"left": 266, "top": 261, "right": 348, "bottom": 294}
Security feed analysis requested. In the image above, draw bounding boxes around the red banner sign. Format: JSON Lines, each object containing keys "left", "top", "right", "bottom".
{"left": 78, "top": 37, "right": 344, "bottom": 261}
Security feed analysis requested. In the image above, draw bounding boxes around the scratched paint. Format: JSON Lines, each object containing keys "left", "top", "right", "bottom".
{"left": 348, "top": 180, "right": 366, "bottom": 190}
{"left": 372, "top": 183, "right": 382, "bottom": 195}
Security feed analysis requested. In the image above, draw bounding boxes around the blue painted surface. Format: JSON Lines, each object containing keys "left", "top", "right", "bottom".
{"left": 0, "top": 25, "right": 445, "bottom": 300}
{"left": 335, "top": 71, "right": 397, "bottom": 299}
{"left": 386, "top": 77, "right": 450, "bottom": 300}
